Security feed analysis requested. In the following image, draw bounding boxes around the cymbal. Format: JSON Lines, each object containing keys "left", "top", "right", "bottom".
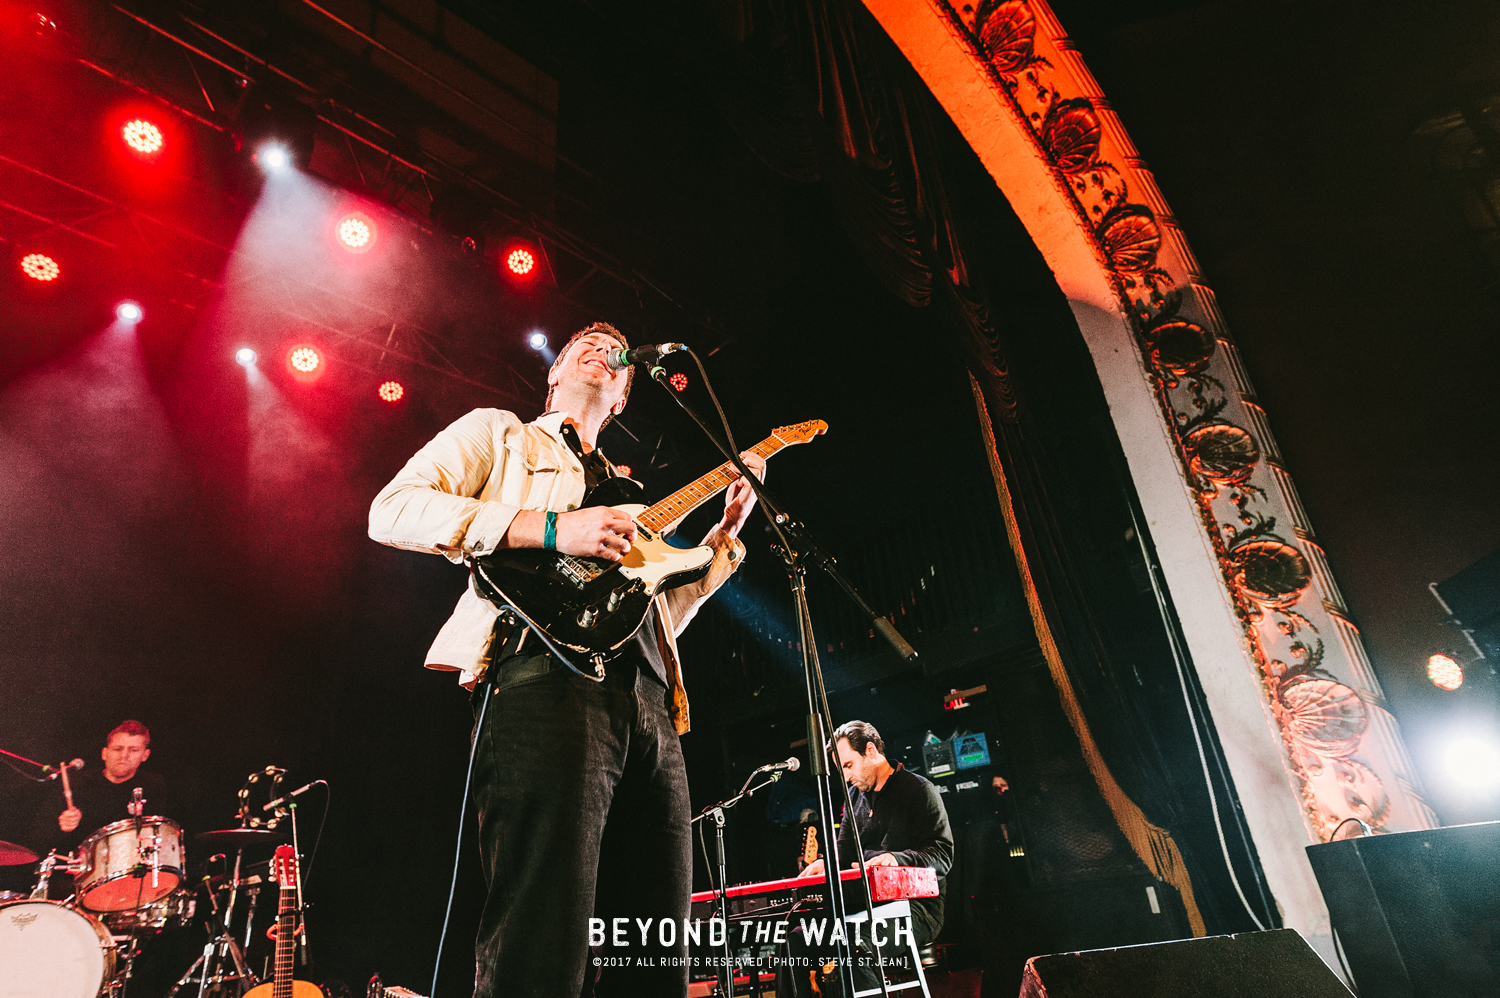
{"left": 193, "top": 828, "right": 286, "bottom": 849}
{"left": 0, "top": 840, "right": 38, "bottom": 866}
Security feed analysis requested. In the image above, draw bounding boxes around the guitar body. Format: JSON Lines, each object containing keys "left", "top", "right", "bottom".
{"left": 470, "top": 420, "right": 828, "bottom": 657}
{"left": 243, "top": 980, "right": 322, "bottom": 998}
{"left": 471, "top": 477, "right": 715, "bottom": 655}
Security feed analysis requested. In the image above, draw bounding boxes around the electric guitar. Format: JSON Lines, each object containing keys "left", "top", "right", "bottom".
{"left": 471, "top": 420, "right": 827, "bottom": 658}
{"left": 800, "top": 825, "right": 820, "bottom": 871}
{"left": 243, "top": 846, "right": 320, "bottom": 998}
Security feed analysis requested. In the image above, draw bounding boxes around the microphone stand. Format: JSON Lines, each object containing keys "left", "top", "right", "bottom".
{"left": 650, "top": 358, "right": 908, "bottom": 998}
{"left": 0, "top": 746, "right": 49, "bottom": 778}
{"left": 691, "top": 770, "right": 786, "bottom": 998}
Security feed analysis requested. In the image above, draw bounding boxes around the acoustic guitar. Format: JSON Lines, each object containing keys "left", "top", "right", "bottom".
{"left": 243, "top": 845, "right": 320, "bottom": 998}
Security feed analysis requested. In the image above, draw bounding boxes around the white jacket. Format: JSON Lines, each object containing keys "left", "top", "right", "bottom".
{"left": 369, "top": 408, "right": 743, "bottom": 734}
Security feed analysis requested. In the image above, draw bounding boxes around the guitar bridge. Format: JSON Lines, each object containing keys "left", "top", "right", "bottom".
{"left": 557, "top": 555, "right": 607, "bottom": 588}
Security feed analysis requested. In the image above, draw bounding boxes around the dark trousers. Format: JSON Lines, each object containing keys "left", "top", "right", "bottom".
{"left": 471, "top": 648, "right": 692, "bottom": 998}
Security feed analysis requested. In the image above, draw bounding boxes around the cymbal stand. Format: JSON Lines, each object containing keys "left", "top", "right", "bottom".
{"left": 242, "top": 886, "right": 261, "bottom": 952}
{"left": 167, "top": 864, "right": 255, "bottom": 998}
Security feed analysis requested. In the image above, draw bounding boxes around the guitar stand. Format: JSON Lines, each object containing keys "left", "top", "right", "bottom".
{"left": 649, "top": 356, "right": 915, "bottom": 998}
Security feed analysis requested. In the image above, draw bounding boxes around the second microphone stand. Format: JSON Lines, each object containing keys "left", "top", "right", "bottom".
{"left": 691, "top": 768, "right": 786, "bottom": 997}
{"left": 649, "top": 358, "right": 913, "bottom": 998}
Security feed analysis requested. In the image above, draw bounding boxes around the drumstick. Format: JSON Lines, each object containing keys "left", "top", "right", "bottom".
{"left": 59, "top": 759, "right": 78, "bottom": 810}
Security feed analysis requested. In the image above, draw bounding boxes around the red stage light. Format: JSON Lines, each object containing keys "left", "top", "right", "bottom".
{"left": 20, "top": 253, "right": 59, "bottom": 282}
{"left": 668, "top": 372, "right": 689, "bottom": 392}
{"left": 614, "top": 464, "right": 632, "bottom": 477}
{"left": 336, "top": 213, "right": 374, "bottom": 252}
{"left": 122, "top": 119, "right": 163, "bottom": 154}
{"left": 378, "top": 381, "right": 405, "bottom": 403}
{"left": 288, "top": 346, "right": 321, "bottom": 374}
{"left": 1428, "top": 653, "right": 1464, "bottom": 691}
{"left": 506, "top": 247, "right": 536, "bottom": 276}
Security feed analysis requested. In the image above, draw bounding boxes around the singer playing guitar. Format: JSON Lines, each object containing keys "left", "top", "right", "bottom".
{"left": 370, "top": 323, "right": 764, "bottom": 998}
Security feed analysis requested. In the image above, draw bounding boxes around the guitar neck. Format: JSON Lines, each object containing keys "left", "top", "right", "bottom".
{"left": 274, "top": 893, "right": 296, "bottom": 998}
{"left": 637, "top": 434, "right": 783, "bottom": 534}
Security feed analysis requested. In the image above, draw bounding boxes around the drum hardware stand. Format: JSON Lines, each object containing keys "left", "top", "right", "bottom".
{"left": 691, "top": 769, "right": 786, "bottom": 997}
{"left": 167, "top": 876, "right": 255, "bottom": 998}
{"left": 241, "top": 886, "right": 261, "bottom": 952}
{"left": 650, "top": 353, "right": 914, "bottom": 998}
{"left": 111, "top": 931, "right": 146, "bottom": 998}
{"left": 30, "top": 849, "right": 82, "bottom": 898}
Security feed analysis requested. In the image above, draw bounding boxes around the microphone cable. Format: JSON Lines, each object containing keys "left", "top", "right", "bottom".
{"left": 432, "top": 674, "right": 493, "bottom": 998}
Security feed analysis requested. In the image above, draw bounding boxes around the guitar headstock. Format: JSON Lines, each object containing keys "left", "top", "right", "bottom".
{"left": 770, "top": 419, "right": 829, "bottom": 446}
{"left": 272, "top": 844, "right": 297, "bottom": 889}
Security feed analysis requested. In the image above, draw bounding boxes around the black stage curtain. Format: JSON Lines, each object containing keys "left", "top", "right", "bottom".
{"left": 674, "top": 0, "right": 1277, "bottom": 936}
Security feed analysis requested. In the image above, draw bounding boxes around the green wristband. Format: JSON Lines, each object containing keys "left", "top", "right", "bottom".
{"left": 543, "top": 510, "right": 558, "bottom": 551}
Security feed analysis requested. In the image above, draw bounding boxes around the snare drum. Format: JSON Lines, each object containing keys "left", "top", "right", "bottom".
{"left": 0, "top": 899, "right": 116, "bottom": 998}
{"left": 76, "top": 817, "right": 184, "bottom": 912}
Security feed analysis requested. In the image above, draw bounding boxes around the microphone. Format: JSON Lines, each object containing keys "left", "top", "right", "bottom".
{"left": 43, "top": 759, "right": 85, "bottom": 779}
{"left": 262, "top": 779, "right": 325, "bottom": 812}
{"left": 754, "top": 756, "right": 801, "bottom": 774}
{"left": 603, "top": 342, "right": 686, "bottom": 370}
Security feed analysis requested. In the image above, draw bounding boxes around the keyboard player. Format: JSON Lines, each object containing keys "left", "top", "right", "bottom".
{"left": 787, "top": 720, "right": 953, "bottom": 995}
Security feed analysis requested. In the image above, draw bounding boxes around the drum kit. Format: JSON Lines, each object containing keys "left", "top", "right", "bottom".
{"left": 0, "top": 768, "right": 321, "bottom": 998}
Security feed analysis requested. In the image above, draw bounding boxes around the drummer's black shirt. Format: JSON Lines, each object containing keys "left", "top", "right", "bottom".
{"left": 31, "top": 766, "right": 169, "bottom": 861}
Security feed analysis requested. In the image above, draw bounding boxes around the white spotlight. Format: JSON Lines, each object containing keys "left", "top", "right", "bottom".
{"left": 236, "top": 347, "right": 258, "bottom": 367}
{"left": 116, "top": 301, "right": 143, "bottom": 322}
{"left": 528, "top": 331, "right": 548, "bottom": 350}
{"left": 1445, "top": 735, "right": 1500, "bottom": 792}
{"left": 257, "top": 143, "right": 291, "bottom": 173}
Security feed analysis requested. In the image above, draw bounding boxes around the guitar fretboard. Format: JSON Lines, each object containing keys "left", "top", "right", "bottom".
{"left": 637, "top": 434, "right": 786, "bottom": 534}
{"left": 274, "top": 892, "right": 296, "bottom": 998}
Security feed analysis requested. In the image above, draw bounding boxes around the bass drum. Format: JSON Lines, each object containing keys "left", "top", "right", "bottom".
{"left": 0, "top": 899, "right": 116, "bottom": 998}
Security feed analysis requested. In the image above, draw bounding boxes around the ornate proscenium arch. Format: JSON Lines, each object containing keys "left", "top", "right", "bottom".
{"left": 861, "top": 0, "right": 1436, "bottom": 956}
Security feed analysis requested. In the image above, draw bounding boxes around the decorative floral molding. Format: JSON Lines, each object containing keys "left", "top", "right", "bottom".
{"left": 930, "top": 0, "right": 1433, "bottom": 839}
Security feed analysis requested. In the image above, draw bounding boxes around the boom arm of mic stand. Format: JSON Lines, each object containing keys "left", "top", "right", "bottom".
{"left": 646, "top": 364, "right": 916, "bottom": 663}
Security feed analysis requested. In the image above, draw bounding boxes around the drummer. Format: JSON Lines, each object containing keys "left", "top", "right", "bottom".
{"left": 30, "top": 720, "right": 168, "bottom": 883}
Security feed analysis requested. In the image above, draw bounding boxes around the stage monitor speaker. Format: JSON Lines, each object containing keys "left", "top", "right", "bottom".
{"left": 1306, "top": 820, "right": 1500, "bottom": 998}
{"left": 1018, "top": 928, "right": 1352, "bottom": 997}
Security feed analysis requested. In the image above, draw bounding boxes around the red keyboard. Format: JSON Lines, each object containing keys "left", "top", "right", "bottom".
{"left": 687, "top": 867, "right": 937, "bottom": 996}
{"left": 691, "top": 865, "right": 937, "bottom": 908}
